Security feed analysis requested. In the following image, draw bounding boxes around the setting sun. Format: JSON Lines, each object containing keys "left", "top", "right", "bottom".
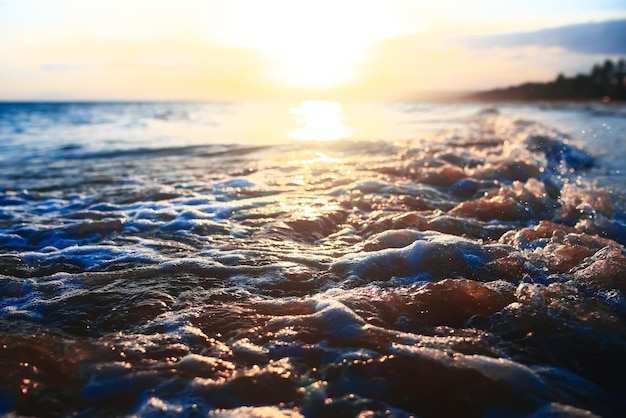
{"left": 265, "top": 38, "right": 364, "bottom": 89}
{"left": 209, "top": 1, "right": 408, "bottom": 89}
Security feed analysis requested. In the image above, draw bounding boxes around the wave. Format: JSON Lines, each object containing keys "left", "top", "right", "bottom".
{"left": 1, "top": 107, "right": 625, "bottom": 417}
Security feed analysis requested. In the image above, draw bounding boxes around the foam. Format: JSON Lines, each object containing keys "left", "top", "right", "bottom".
{"left": 2, "top": 103, "right": 626, "bottom": 417}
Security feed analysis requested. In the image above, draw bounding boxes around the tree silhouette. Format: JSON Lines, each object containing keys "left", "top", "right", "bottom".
{"left": 598, "top": 59, "right": 616, "bottom": 96}
{"left": 591, "top": 64, "right": 603, "bottom": 83}
{"left": 616, "top": 59, "right": 626, "bottom": 100}
{"left": 469, "top": 58, "right": 626, "bottom": 102}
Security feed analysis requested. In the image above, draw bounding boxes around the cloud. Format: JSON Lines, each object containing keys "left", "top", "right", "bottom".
{"left": 469, "top": 19, "right": 626, "bottom": 55}
{"left": 39, "top": 63, "right": 91, "bottom": 72}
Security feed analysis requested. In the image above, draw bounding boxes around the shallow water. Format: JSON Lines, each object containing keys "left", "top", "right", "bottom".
{"left": 1, "top": 102, "right": 626, "bottom": 417}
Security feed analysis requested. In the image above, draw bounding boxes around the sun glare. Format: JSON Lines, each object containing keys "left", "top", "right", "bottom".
{"left": 266, "top": 41, "right": 364, "bottom": 89}
{"left": 289, "top": 101, "right": 348, "bottom": 141}
{"left": 211, "top": 1, "right": 407, "bottom": 90}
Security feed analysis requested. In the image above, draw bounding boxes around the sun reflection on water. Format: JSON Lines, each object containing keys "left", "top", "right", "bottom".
{"left": 287, "top": 151, "right": 343, "bottom": 166}
{"left": 289, "top": 100, "right": 349, "bottom": 141}
{"left": 280, "top": 198, "right": 341, "bottom": 220}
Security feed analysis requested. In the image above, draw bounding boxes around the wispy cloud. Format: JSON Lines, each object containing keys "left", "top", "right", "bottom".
{"left": 39, "top": 63, "right": 92, "bottom": 72}
{"left": 468, "top": 19, "right": 626, "bottom": 55}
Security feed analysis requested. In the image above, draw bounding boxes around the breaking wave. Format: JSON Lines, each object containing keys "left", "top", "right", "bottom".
{"left": 1, "top": 103, "right": 626, "bottom": 417}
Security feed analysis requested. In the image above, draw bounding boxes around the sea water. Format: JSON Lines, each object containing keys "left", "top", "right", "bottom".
{"left": 1, "top": 101, "right": 625, "bottom": 417}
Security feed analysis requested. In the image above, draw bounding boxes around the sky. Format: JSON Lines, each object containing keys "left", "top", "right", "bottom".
{"left": 1, "top": 0, "right": 625, "bottom": 101}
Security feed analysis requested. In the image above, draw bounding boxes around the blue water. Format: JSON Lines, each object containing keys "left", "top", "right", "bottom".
{"left": 1, "top": 101, "right": 625, "bottom": 417}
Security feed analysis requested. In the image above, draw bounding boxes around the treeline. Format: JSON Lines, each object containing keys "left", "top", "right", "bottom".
{"left": 469, "top": 58, "right": 626, "bottom": 102}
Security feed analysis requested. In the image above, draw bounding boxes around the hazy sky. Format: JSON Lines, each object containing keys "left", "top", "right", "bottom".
{"left": 1, "top": 0, "right": 625, "bottom": 100}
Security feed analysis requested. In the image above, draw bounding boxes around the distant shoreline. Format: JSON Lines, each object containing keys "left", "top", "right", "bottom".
{"left": 454, "top": 97, "right": 626, "bottom": 106}
{"left": 459, "top": 58, "right": 626, "bottom": 104}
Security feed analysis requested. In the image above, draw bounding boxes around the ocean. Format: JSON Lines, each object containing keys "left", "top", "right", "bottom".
{"left": 1, "top": 101, "right": 626, "bottom": 417}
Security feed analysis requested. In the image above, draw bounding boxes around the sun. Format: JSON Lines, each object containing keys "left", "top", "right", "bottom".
{"left": 263, "top": 33, "right": 366, "bottom": 89}
{"left": 211, "top": 1, "right": 407, "bottom": 90}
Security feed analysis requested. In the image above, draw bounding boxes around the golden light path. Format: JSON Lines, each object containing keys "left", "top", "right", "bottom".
{"left": 289, "top": 100, "right": 349, "bottom": 141}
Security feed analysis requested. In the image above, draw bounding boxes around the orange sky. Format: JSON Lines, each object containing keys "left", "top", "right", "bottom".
{"left": 1, "top": 0, "right": 625, "bottom": 101}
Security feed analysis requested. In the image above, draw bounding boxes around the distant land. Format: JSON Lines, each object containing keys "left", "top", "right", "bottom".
{"left": 465, "top": 58, "right": 626, "bottom": 103}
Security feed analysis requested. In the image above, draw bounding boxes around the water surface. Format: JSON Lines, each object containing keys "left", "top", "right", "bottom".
{"left": 1, "top": 102, "right": 625, "bottom": 417}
